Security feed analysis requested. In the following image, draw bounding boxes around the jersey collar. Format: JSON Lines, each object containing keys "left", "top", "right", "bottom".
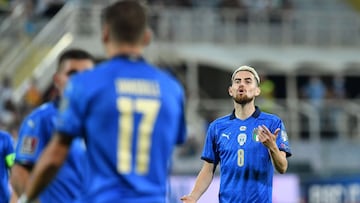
{"left": 230, "top": 106, "right": 261, "bottom": 120}
{"left": 113, "top": 54, "right": 144, "bottom": 62}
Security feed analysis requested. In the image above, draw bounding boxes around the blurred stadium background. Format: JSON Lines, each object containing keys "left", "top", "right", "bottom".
{"left": 1, "top": 0, "right": 360, "bottom": 202}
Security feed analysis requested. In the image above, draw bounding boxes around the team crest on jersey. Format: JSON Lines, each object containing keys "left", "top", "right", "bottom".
{"left": 252, "top": 128, "right": 260, "bottom": 142}
{"left": 20, "top": 136, "right": 38, "bottom": 155}
{"left": 239, "top": 126, "right": 247, "bottom": 131}
{"left": 237, "top": 133, "right": 247, "bottom": 146}
{"left": 281, "top": 130, "right": 288, "bottom": 142}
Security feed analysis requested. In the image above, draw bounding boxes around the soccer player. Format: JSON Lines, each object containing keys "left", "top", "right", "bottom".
{"left": 11, "top": 49, "right": 95, "bottom": 203}
{"left": 0, "top": 130, "right": 15, "bottom": 203}
{"left": 181, "top": 66, "right": 292, "bottom": 203}
{"left": 17, "top": 1, "right": 187, "bottom": 203}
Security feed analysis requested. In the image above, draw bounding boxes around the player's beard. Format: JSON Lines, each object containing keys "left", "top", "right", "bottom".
{"left": 233, "top": 94, "right": 254, "bottom": 105}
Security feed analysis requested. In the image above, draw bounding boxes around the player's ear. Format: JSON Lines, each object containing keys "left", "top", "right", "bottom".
{"left": 102, "top": 24, "right": 110, "bottom": 44}
{"left": 228, "top": 86, "right": 233, "bottom": 96}
{"left": 255, "top": 86, "right": 261, "bottom": 96}
{"left": 142, "top": 28, "right": 152, "bottom": 46}
{"left": 53, "top": 74, "right": 60, "bottom": 89}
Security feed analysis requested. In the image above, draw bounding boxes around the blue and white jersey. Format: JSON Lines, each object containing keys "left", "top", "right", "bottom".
{"left": 56, "top": 55, "right": 187, "bottom": 203}
{"left": 15, "top": 101, "right": 87, "bottom": 203}
{"left": 202, "top": 107, "right": 291, "bottom": 203}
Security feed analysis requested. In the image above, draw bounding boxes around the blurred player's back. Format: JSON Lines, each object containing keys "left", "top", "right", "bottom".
{"left": 59, "top": 55, "right": 186, "bottom": 202}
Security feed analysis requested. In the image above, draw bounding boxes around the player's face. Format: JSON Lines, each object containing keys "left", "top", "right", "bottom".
{"left": 229, "top": 71, "right": 260, "bottom": 105}
{"left": 55, "top": 59, "right": 94, "bottom": 93}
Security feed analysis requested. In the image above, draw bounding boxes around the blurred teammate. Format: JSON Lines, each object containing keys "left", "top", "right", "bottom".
{"left": 18, "top": 1, "right": 186, "bottom": 203}
{"left": 0, "top": 130, "right": 14, "bottom": 203}
{"left": 181, "top": 66, "right": 292, "bottom": 203}
{"left": 12, "top": 49, "right": 95, "bottom": 203}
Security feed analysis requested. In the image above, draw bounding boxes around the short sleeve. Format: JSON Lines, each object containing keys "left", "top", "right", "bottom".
{"left": 3, "top": 133, "right": 14, "bottom": 168}
{"left": 56, "top": 77, "right": 85, "bottom": 138}
{"left": 176, "top": 89, "right": 187, "bottom": 145}
{"left": 201, "top": 122, "right": 219, "bottom": 165}
{"left": 276, "top": 121, "right": 292, "bottom": 157}
{"left": 15, "top": 115, "right": 47, "bottom": 165}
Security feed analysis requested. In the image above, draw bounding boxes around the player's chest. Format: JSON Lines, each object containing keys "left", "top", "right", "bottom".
{"left": 216, "top": 125, "right": 271, "bottom": 165}
{"left": 216, "top": 123, "right": 266, "bottom": 153}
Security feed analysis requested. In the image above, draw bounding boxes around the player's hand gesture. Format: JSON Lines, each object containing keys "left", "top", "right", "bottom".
{"left": 180, "top": 194, "right": 197, "bottom": 203}
{"left": 257, "top": 125, "right": 279, "bottom": 150}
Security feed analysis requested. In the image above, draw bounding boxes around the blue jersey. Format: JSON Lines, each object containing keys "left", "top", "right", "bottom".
{"left": 56, "top": 55, "right": 187, "bottom": 203}
{"left": 0, "top": 130, "right": 14, "bottom": 203}
{"left": 202, "top": 107, "right": 292, "bottom": 203}
{"left": 15, "top": 101, "right": 87, "bottom": 203}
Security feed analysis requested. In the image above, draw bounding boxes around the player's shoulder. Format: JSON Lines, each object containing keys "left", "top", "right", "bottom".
{"left": 68, "top": 60, "right": 115, "bottom": 86}
{"left": 69, "top": 66, "right": 97, "bottom": 82}
{"left": 150, "top": 64, "right": 178, "bottom": 80}
{"left": 25, "top": 101, "right": 57, "bottom": 120}
{"left": 0, "top": 130, "right": 13, "bottom": 141}
{"left": 259, "top": 111, "right": 282, "bottom": 122}
{"left": 0, "top": 130, "right": 11, "bottom": 137}
{"left": 150, "top": 65, "right": 184, "bottom": 92}
{"left": 209, "top": 114, "right": 232, "bottom": 127}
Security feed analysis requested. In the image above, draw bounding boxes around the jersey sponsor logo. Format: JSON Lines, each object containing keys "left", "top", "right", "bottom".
{"left": 221, "top": 133, "right": 230, "bottom": 140}
{"left": 252, "top": 128, "right": 260, "bottom": 142}
{"left": 237, "top": 133, "right": 247, "bottom": 146}
{"left": 20, "top": 136, "right": 38, "bottom": 155}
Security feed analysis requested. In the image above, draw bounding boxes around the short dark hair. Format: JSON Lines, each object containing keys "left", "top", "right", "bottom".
{"left": 101, "top": 0, "right": 148, "bottom": 44}
{"left": 57, "top": 48, "right": 94, "bottom": 71}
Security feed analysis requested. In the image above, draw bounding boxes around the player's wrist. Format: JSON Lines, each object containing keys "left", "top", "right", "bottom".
{"left": 188, "top": 193, "right": 199, "bottom": 200}
{"left": 17, "top": 194, "right": 36, "bottom": 203}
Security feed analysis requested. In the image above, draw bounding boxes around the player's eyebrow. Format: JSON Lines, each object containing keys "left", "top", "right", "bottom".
{"left": 234, "top": 77, "right": 253, "bottom": 82}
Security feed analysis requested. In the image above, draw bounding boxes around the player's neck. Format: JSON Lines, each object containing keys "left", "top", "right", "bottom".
{"left": 234, "top": 103, "right": 256, "bottom": 120}
{"left": 106, "top": 43, "right": 143, "bottom": 58}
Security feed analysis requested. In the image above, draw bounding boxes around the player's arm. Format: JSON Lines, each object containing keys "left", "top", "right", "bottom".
{"left": 18, "top": 132, "right": 73, "bottom": 202}
{"left": 258, "top": 125, "right": 288, "bottom": 174}
{"left": 270, "top": 150, "right": 287, "bottom": 174}
{"left": 181, "top": 161, "right": 215, "bottom": 203}
{"left": 11, "top": 115, "right": 40, "bottom": 197}
{"left": 10, "top": 163, "right": 31, "bottom": 196}
{"left": 10, "top": 190, "right": 18, "bottom": 203}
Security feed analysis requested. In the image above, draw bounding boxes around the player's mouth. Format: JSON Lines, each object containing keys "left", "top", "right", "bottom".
{"left": 238, "top": 89, "right": 245, "bottom": 94}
